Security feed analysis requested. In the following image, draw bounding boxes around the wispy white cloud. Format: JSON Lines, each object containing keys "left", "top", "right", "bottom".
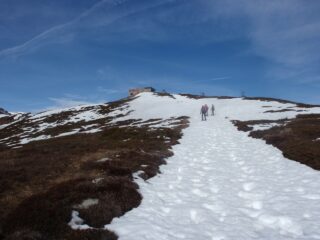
{"left": 203, "top": 0, "right": 320, "bottom": 82}
{"left": 0, "top": 0, "right": 176, "bottom": 59}
{"left": 0, "top": 0, "right": 111, "bottom": 58}
{"left": 2, "top": 0, "right": 319, "bottom": 89}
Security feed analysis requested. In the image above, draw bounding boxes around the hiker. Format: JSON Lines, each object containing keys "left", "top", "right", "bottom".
{"left": 211, "top": 104, "right": 215, "bottom": 116}
{"left": 200, "top": 105, "right": 208, "bottom": 121}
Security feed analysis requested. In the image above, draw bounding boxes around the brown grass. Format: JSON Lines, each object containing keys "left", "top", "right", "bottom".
{"left": 264, "top": 109, "right": 297, "bottom": 113}
{"left": 232, "top": 119, "right": 287, "bottom": 132}
{"left": 0, "top": 116, "right": 14, "bottom": 125}
{"left": 0, "top": 97, "right": 189, "bottom": 239}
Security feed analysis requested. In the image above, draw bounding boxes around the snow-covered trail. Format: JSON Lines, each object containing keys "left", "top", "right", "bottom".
{"left": 108, "top": 107, "right": 320, "bottom": 239}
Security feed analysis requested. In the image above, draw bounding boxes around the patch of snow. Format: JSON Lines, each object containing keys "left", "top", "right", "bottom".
{"left": 92, "top": 178, "right": 104, "bottom": 184}
{"left": 97, "top": 158, "right": 110, "bottom": 162}
{"left": 20, "top": 135, "right": 51, "bottom": 144}
{"left": 81, "top": 124, "right": 100, "bottom": 130}
{"left": 249, "top": 123, "right": 283, "bottom": 131}
{"left": 132, "top": 170, "right": 145, "bottom": 180}
{"left": 55, "top": 127, "right": 102, "bottom": 138}
{"left": 30, "top": 104, "right": 105, "bottom": 120}
{"left": 74, "top": 199, "right": 99, "bottom": 209}
{"left": 13, "top": 113, "right": 26, "bottom": 120}
{"left": 68, "top": 210, "right": 91, "bottom": 230}
{"left": 67, "top": 110, "right": 105, "bottom": 123}
{"left": 82, "top": 128, "right": 102, "bottom": 134}
{"left": 0, "top": 123, "right": 11, "bottom": 130}
{"left": 0, "top": 114, "right": 27, "bottom": 130}
{"left": 55, "top": 129, "right": 80, "bottom": 137}
{"left": 14, "top": 127, "right": 103, "bottom": 146}
{"left": 36, "top": 122, "right": 58, "bottom": 132}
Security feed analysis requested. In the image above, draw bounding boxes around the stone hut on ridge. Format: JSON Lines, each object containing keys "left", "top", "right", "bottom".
{"left": 129, "top": 87, "right": 156, "bottom": 97}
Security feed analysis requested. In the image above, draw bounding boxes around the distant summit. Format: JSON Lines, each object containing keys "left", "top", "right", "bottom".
{"left": 0, "top": 107, "right": 9, "bottom": 115}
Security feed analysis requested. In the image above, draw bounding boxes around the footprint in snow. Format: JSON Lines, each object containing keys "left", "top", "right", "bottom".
{"left": 210, "top": 185, "right": 220, "bottom": 193}
{"left": 237, "top": 161, "right": 245, "bottom": 166}
{"left": 243, "top": 182, "right": 256, "bottom": 191}
{"left": 241, "top": 166, "right": 255, "bottom": 174}
{"left": 211, "top": 235, "right": 226, "bottom": 240}
{"left": 238, "top": 191, "right": 263, "bottom": 200}
{"left": 257, "top": 214, "right": 303, "bottom": 236}
{"left": 302, "top": 194, "right": 320, "bottom": 200}
{"left": 192, "top": 189, "right": 208, "bottom": 197}
{"left": 189, "top": 209, "right": 206, "bottom": 224}
{"left": 246, "top": 200, "right": 263, "bottom": 210}
{"left": 202, "top": 203, "right": 224, "bottom": 214}
{"left": 160, "top": 207, "right": 171, "bottom": 214}
{"left": 176, "top": 176, "right": 183, "bottom": 182}
{"left": 240, "top": 208, "right": 261, "bottom": 218}
{"left": 202, "top": 166, "right": 213, "bottom": 171}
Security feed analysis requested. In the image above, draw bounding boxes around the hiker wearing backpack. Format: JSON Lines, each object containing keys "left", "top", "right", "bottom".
{"left": 200, "top": 105, "right": 208, "bottom": 121}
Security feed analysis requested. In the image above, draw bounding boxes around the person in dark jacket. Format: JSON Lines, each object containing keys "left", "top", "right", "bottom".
{"left": 200, "top": 105, "right": 208, "bottom": 121}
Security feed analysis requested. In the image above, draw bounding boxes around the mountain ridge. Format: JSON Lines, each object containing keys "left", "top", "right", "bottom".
{"left": 1, "top": 92, "right": 320, "bottom": 240}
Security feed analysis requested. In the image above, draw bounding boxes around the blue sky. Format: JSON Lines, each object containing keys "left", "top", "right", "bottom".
{"left": 1, "top": 0, "right": 320, "bottom": 112}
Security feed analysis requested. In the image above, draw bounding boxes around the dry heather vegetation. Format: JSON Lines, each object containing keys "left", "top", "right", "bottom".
{"left": 0, "top": 98, "right": 189, "bottom": 240}
{"left": 233, "top": 113, "right": 320, "bottom": 170}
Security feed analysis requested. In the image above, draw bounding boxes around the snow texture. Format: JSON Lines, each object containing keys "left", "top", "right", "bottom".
{"left": 106, "top": 93, "right": 320, "bottom": 240}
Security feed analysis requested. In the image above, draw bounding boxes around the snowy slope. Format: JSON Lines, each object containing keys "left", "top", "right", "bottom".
{"left": 1, "top": 93, "right": 319, "bottom": 148}
{"left": 0, "top": 103, "right": 113, "bottom": 147}
{"left": 113, "top": 93, "right": 320, "bottom": 122}
{"left": 104, "top": 93, "right": 320, "bottom": 240}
